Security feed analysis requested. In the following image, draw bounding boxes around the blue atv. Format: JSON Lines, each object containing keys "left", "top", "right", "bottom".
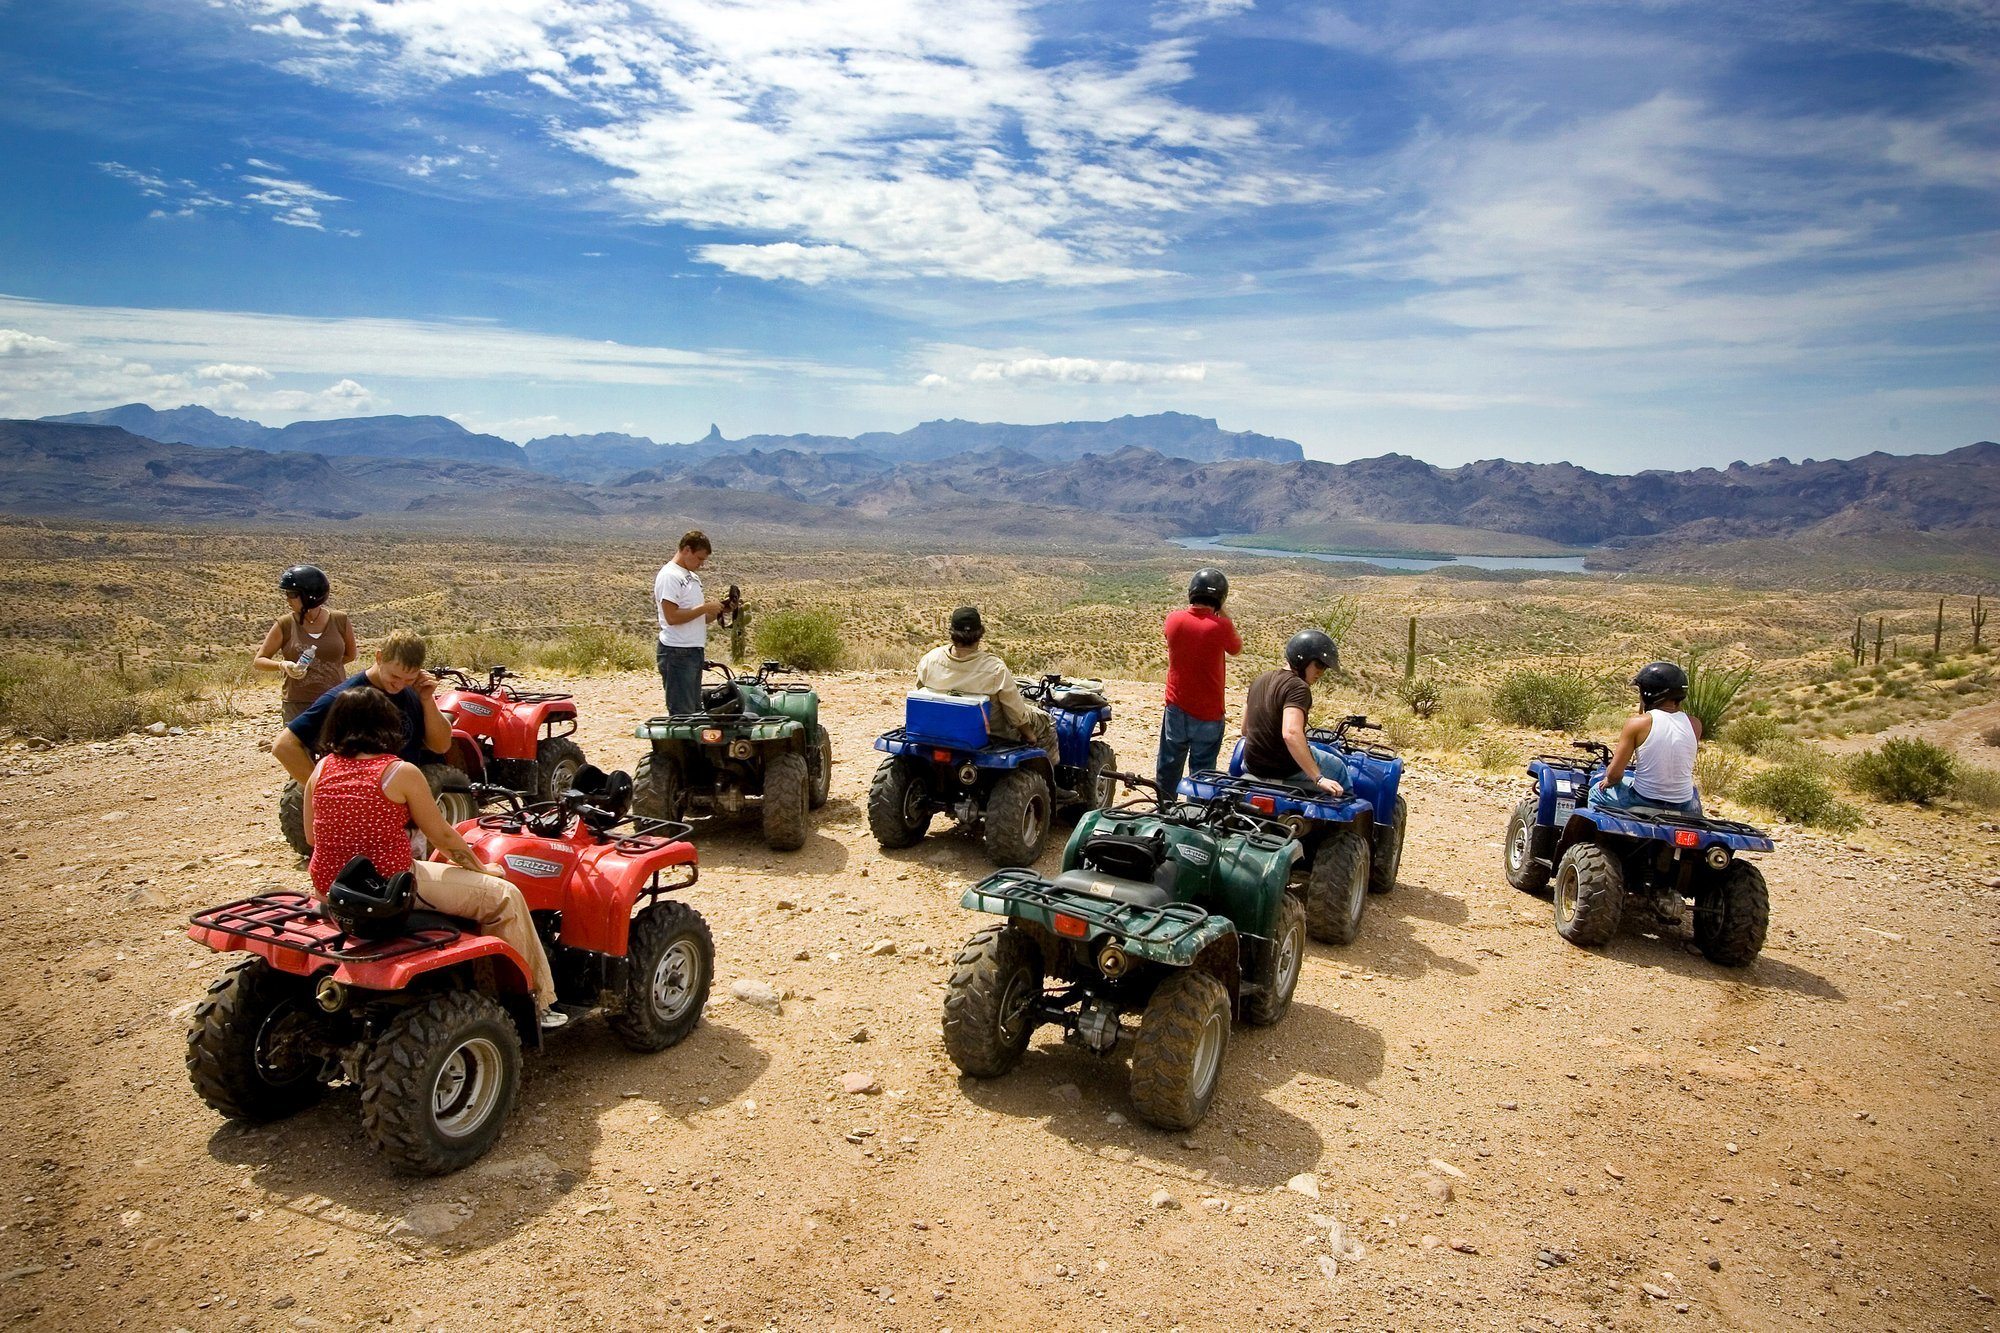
{"left": 1503, "top": 740, "right": 1774, "bottom": 965}
{"left": 1179, "top": 715, "right": 1408, "bottom": 946}
{"left": 868, "top": 674, "right": 1116, "bottom": 867}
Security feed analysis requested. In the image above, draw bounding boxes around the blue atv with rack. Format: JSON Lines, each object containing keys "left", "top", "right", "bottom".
{"left": 1178, "top": 714, "right": 1408, "bottom": 946}
{"left": 868, "top": 674, "right": 1116, "bottom": 867}
{"left": 942, "top": 772, "right": 1306, "bottom": 1129}
{"left": 1503, "top": 739, "right": 1775, "bottom": 965}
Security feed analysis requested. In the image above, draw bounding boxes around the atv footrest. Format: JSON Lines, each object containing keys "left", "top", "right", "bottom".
{"left": 189, "top": 891, "right": 466, "bottom": 963}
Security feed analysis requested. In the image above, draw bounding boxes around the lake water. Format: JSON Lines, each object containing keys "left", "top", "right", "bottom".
{"left": 1173, "top": 535, "right": 1592, "bottom": 574}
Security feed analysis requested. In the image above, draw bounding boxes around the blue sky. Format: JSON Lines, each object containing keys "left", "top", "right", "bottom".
{"left": 0, "top": 0, "right": 1994, "bottom": 468}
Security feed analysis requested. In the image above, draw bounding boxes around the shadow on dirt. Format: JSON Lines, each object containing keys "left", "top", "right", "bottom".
{"left": 953, "top": 1002, "right": 1384, "bottom": 1191}
{"left": 1615, "top": 925, "right": 1847, "bottom": 1001}
{"left": 203, "top": 1016, "right": 769, "bottom": 1250}
{"left": 1334, "top": 879, "right": 1480, "bottom": 981}
{"left": 674, "top": 821, "right": 852, "bottom": 876}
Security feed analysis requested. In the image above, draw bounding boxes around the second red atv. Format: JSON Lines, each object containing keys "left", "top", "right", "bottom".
{"left": 188, "top": 768, "right": 711, "bottom": 1174}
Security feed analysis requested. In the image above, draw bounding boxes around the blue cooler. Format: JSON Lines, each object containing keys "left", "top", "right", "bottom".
{"left": 904, "top": 690, "right": 991, "bottom": 750}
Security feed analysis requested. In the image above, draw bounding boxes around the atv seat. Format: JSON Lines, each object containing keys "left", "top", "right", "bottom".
{"left": 1077, "top": 830, "right": 1173, "bottom": 887}
{"left": 403, "top": 909, "right": 481, "bottom": 936}
{"left": 1049, "top": 686, "right": 1108, "bottom": 711}
{"left": 1051, "top": 868, "right": 1171, "bottom": 910}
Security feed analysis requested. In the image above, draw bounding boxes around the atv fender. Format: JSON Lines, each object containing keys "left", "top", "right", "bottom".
{"left": 560, "top": 837, "right": 699, "bottom": 955}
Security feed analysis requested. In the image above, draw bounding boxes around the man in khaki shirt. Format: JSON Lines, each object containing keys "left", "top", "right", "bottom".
{"left": 915, "top": 606, "right": 1057, "bottom": 759}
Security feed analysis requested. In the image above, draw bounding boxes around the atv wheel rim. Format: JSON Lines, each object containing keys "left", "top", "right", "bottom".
{"left": 255, "top": 1002, "right": 318, "bottom": 1089}
{"left": 651, "top": 940, "right": 703, "bottom": 1024}
{"left": 1274, "top": 922, "right": 1302, "bottom": 1001}
{"left": 1507, "top": 821, "right": 1528, "bottom": 876}
{"left": 1021, "top": 794, "right": 1047, "bottom": 850}
{"left": 1191, "top": 1008, "right": 1226, "bottom": 1098}
{"left": 1347, "top": 856, "right": 1367, "bottom": 927}
{"left": 1555, "top": 870, "right": 1577, "bottom": 926}
{"left": 437, "top": 789, "right": 478, "bottom": 826}
{"left": 996, "top": 966, "right": 1037, "bottom": 1047}
{"left": 547, "top": 758, "right": 581, "bottom": 796}
{"left": 432, "top": 1036, "right": 505, "bottom": 1139}
{"left": 900, "top": 779, "right": 927, "bottom": 830}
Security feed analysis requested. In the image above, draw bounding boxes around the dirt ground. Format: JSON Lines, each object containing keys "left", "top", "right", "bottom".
{"left": 1, "top": 670, "right": 1997, "bottom": 1332}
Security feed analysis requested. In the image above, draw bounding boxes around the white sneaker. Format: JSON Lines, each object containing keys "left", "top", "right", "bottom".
{"left": 538, "top": 1009, "right": 570, "bottom": 1031}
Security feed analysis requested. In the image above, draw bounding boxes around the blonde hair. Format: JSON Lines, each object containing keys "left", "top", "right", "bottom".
{"left": 377, "top": 629, "right": 427, "bottom": 668}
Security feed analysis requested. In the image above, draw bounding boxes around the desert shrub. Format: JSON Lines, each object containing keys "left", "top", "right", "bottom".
{"left": 1982, "top": 725, "right": 2000, "bottom": 748}
{"left": 1847, "top": 737, "right": 1960, "bottom": 805}
{"left": 1492, "top": 666, "right": 1602, "bottom": 731}
{"left": 1318, "top": 596, "right": 1362, "bottom": 648}
{"left": 1441, "top": 685, "right": 1489, "bottom": 727}
{"left": 1694, "top": 747, "right": 1744, "bottom": 800}
{"left": 430, "top": 629, "right": 529, "bottom": 671}
{"left": 1933, "top": 661, "right": 1973, "bottom": 681}
{"left": 1425, "top": 716, "right": 1473, "bottom": 754}
{"left": 1398, "top": 677, "right": 1443, "bottom": 719}
{"left": 756, "top": 608, "right": 845, "bottom": 672}
{"left": 1955, "top": 765, "right": 2000, "bottom": 812}
{"left": 537, "top": 625, "right": 650, "bottom": 674}
{"left": 1722, "top": 713, "right": 1784, "bottom": 755}
{"left": 1681, "top": 648, "right": 1755, "bottom": 736}
{"left": 1471, "top": 734, "right": 1519, "bottom": 771}
{"left": 0, "top": 657, "right": 219, "bottom": 740}
{"left": 1739, "top": 752, "right": 1860, "bottom": 830}
{"left": 1379, "top": 712, "right": 1423, "bottom": 753}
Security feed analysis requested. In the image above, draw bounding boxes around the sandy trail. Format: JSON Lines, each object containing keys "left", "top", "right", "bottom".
{"left": 1, "top": 670, "right": 1996, "bottom": 1331}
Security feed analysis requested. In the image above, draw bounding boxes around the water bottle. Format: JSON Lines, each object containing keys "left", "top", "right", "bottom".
{"left": 294, "top": 645, "right": 317, "bottom": 676}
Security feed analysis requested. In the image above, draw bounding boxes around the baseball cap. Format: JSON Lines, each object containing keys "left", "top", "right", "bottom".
{"left": 949, "top": 606, "right": 985, "bottom": 639}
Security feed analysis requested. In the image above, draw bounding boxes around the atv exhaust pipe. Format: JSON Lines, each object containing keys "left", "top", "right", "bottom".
{"left": 957, "top": 763, "right": 978, "bottom": 785}
{"left": 314, "top": 976, "right": 348, "bottom": 1013}
{"left": 1096, "top": 943, "right": 1131, "bottom": 978}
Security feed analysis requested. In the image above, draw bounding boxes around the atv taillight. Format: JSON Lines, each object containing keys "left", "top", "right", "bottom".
{"left": 1249, "top": 794, "right": 1276, "bottom": 813}
{"left": 932, "top": 748, "right": 953, "bottom": 763}
{"left": 700, "top": 727, "right": 723, "bottom": 744}
{"left": 1053, "top": 912, "right": 1089, "bottom": 938}
{"left": 1673, "top": 829, "right": 1699, "bottom": 848}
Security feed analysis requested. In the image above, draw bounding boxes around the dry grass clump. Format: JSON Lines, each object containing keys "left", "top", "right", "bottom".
{"left": 0, "top": 656, "right": 241, "bottom": 741}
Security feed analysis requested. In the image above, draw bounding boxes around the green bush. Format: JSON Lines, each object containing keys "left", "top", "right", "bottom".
{"left": 1441, "top": 685, "right": 1490, "bottom": 727}
{"left": 1934, "top": 661, "right": 1973, "bottom": 681}
{"left": 0, "top": 656, "right": 224, "bottom": 740}
{"left": 1492, "top": 666, "right": 1602, "bottom": 731}
{"left": 1847, "top": 737, "right": 1960, "bottom": 805}
{"left": 1398, "top": 677, "right": 1443, "bottom": 719}
{"left": 1980, "top": 725, "right": 2000, "bottom": 748}
{"left": 429, "top": 630, "right": 529, "bottom": 672}
{"left": 537, "top": 625, "right": 650, "bottom": 674}
{"left": 755, "top": 608, "right": 846, "bottom": 672}
{"left": 1471, "top": 733, "right": 1519, "bottom": 771}
{"left": 1722, "top": 713, "right": 1784, "bottom": 755}
{"left": 1694, "top": 747, "right": 1744, "bottom": 800}
{"left": 1739, "top": 753, "right": 1860, "bottom": 830}
{"left": 1681, "top": 648, "right": 1756, "bottom": 736}
{"left": 1955, "top": 765, "right": 2000, "bottom": 812}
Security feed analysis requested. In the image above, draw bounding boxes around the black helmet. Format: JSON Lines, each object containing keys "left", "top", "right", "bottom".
{"left": 323, "top": 856, "right": 415, "bottom": 939}
{"left": 1284, "top": 628, "right": 1340, "bottom": 676}
{"left": 1187, "top": 567, "right": 1228, "bottom": 608}
{"left": 278, "top": 564, "right": 330, "bottom": 612}
{"left": 566, "top": 765, "right": 634, "bottom": 831}
{"left": 1633, "top": 660, "right": 1689, "bottom": 705}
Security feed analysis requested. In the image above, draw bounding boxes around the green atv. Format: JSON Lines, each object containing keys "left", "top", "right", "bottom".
{"left": 631, "top": 659, "right": 830, "bottom": 852}
{"left": 942, "top": 772, "right": 1307, "bottom": 1129}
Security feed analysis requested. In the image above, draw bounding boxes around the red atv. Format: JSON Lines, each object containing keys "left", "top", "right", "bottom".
{"left": 276, "top": 665, "right": 585, "bottom": 858}
{"left": 187, "top": 769, "right": 712, "bottom": 1174}
{"left": 433, "top": 664, "right": 587, "bottom": 802}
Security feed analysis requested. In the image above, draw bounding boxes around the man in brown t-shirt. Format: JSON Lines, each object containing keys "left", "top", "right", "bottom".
{"left": 1240, "top": 629, "right": 1349, "bottom": 796}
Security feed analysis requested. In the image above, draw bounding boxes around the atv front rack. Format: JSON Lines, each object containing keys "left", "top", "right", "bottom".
{"left": 190, "top": 891, "right": 464, "bottom": 964}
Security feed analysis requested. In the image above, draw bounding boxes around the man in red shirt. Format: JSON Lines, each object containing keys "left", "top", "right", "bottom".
{"left": 1156, "top": 567, "right": 1243, "bottom": 797}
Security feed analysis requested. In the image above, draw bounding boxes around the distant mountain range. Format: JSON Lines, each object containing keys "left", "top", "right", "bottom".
{"left": 8, "top": 408, "right": 1997, "bottom": 587}
{"left": 46, "top": 404, "right": 1303, "bottom": 478}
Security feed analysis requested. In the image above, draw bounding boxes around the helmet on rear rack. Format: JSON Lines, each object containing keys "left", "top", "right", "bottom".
{"left": 278, "top": 564, "right": 330, "bottom": 612}
{"left": 323, "top": 856, "right": 415, "bottom": 938}
{"left": 1284, "top": 628, "right": 1340, "bottom": 677}
{"left": 701, "top": 678, "right": 742, "bottom": 715}
{"left": 1632, "top": 660, "right": 1689, "bottom": 707}
{"left": 1186, "top": 567, "right": 1228, "bottom": 609}
{"left": 566, "top": 765, "right": 633, "bottom": 831}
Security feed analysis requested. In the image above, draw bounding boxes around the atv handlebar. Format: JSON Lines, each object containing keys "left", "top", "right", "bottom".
{"left": 1103, "top": 770, "right": 1296, "bottom": 840}
{"left": 1572, "top": 739, "right": 1615, "bottom": 766}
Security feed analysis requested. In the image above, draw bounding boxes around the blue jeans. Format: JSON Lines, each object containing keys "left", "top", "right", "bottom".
{"left": 1291, "top": 742, "right": 1351, "bottom": 794}
{"left": 1589, "top": 777, "right": 1702, "bottom": 817}
{"left": 1156, "top": 704, "right": 1226, "bottom": 798}
{"left": 656, "top": 642, "right": 704, "bottom": 716}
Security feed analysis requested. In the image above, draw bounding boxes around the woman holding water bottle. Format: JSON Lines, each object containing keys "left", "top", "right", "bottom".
{"left": 254, "top": 564, "right": 357, "bottom": 721}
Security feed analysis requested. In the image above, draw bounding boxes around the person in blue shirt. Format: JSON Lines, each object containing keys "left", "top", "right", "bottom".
{"left": 271, "top": 629, "right": 452, "bottom": 784}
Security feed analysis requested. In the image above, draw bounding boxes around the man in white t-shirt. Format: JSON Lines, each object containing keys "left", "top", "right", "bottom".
{"left": 654, "top": 530, "right": 725, "bottom": 715}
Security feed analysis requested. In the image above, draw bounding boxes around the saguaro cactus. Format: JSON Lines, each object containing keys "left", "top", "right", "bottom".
{"left": 1405, "top": 615, "right": 1418, "bottom": 681}
{"left": 1975, "top": 595, "right": 1988, "bottom": 651}
{"left": 1934, "top": 598, "right": 1945, "bottom": 656}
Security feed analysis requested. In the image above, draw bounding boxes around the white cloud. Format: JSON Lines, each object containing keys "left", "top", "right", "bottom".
{"left": 197, "top": 362, "right": 275, "bottom": 383}
{"left": 227, "top": 0, "right": 1328, "bottom": 283}
{"left": 0, "top": 329, "right": 69, "bottom": 358}
{"left": 97, "top": 158, "right": 351, "bottom": 231}
{"left": 967, "top": 356, "right": 1208, "bottom": 384}
{"left": 1154, "top": 0, "right": 1255, "bottom": 33}
{"left": 239, "top": 166, "right": 344, "bottom": 230}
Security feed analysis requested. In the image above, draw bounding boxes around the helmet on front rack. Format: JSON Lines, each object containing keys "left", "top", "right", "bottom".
{"left": 1186, "top": 567, "right": 1228, "bottom": 609}
{"left": 1284, "top": 628, "right": 1340, "bottom": 676}
{"left": 323, "top": 856, "right": 415, "bottom": 938}
{"left": 1632, "top": 660, "right": 1689, "bottom": 707}
{"left": 278, "top": 564, "right": 330, "bottom": 612}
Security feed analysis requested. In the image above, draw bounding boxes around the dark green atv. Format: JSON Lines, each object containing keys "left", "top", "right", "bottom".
{"left": 942, "top": 773, "right": 1307, "bottom": 1129}
{"left": 631, "top": 659, "right": 830, "bottom": 852}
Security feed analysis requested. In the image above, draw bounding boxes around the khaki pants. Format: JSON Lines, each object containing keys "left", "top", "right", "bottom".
{"left": 408, "top": 861, "right": 558, "bottom": 1009}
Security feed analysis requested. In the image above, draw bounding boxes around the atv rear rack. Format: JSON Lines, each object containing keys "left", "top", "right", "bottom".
{"left": 966, "top": 868, "right": 1218, "bottom": 950}
{"left": 190, "top": 891, "right": 464, "bottom": 963}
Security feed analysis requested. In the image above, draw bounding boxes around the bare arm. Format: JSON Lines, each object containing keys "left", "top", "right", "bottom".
{"left": 1601, "top": 715, "right": 1651, "bottom": 787}
{"left": 1282, "top": 705, "right": 1343, "bottom": 795}
{"left": 411, "top": 672, "right": 451, "bottom": 756}
{"left": 253, "top": 620, "right": 295, "bottom": 675}
{"left": 659, "top": 598, "right": 722, "bottom": 626}
{"left": 339, "top": 617, "right": 358, "bottom": 668}
{"left": 303, "top": 756, "right": 320, "bottom": 829}
{"left": 273, "top": 727, "right": 315, "bottom": 782}
{"left": 389, "top": 763, "right": 499, "bottom": 875}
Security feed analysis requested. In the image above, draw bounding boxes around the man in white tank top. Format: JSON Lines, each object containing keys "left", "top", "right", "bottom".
{"left": 1589, "top": 660, "right": 1704, "bottom": 817}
